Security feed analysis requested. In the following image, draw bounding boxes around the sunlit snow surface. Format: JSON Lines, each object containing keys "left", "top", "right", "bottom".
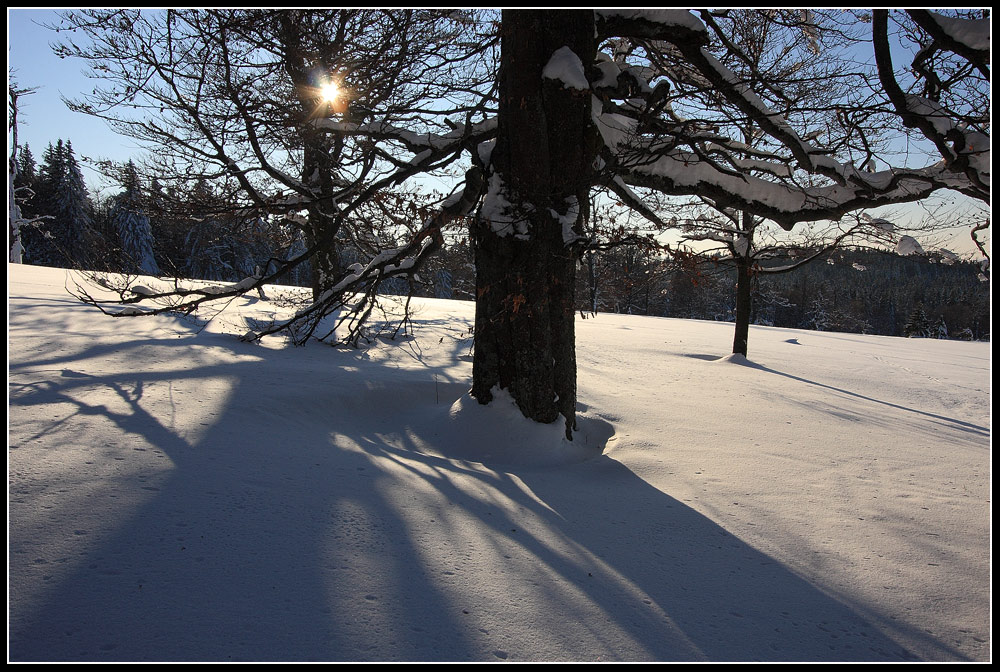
{"left": 8, "top": 264, "right": 990, "bottom": 662}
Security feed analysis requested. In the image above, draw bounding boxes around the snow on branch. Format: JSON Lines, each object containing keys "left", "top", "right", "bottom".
{"left": 78, "top": 114, "right": 496, "bottom": 342}
{"left": 872, "top": 10, "right": 990, "bottom": 201}
{"left": 590, "top": 9, "right": 988, "bottom": 234}
{"left": 895, "top": 235, "right": 925, "bottom": 256}
{"left": 596, "top": 10, "right": 832, "bottom": 177}
{"left": 73, "top": 165, "right": 487, "bottom": 347}
{"left": 616, "top": 150, "right": 975, "bottom": 231}
{"left": 595, "top": 9, "right": 707, "bottom": 40}
{"left": 907, "top": 10, "right": 990, "bottom": 78}
{"left": 598, "top": 9, "right": 988, "bottom": 208}
{"left": 314, "top": 117, "right": 498, "bottom": 163}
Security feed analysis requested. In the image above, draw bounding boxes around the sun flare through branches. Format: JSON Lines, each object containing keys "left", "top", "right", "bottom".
{"left": 319, "top": 80, "right": 341, "bottom": 105}
{"left": 313, "top": 78, "right": 348, "bottom": 116}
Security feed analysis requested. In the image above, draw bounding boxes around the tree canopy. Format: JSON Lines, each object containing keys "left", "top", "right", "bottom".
{"left": 50, "top": 9, "right": 989, "bottom": 436}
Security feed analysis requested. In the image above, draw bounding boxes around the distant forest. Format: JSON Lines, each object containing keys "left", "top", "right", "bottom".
{"left": 573, "top": 244, "right": 990, "bottom": 341}
{"left": 13, "top": 138, "right": 990, "bottom": 343}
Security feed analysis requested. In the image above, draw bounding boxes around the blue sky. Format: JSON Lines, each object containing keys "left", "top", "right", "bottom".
{"left": 6, "top": 8, "right": 989, "bottom": 256}
{"left": 8, "top": 8, "right": 142, "bottom": 194}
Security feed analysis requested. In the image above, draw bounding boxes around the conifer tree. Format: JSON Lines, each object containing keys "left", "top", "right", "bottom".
{"left": 59, "top": 141, "right": 96, "bottom": 266}
{"left": 110, "top": 161, "right": 159, "bottom": 275}
{"left": 934, "top": 316, "right": 949, "bottom": 340}
{"left": 903, "top": 305, "right": 932, "bottom": 338}
{"left": 24, "top": 140, "right": 96, "bottom": 268}
{"left": 21, "top": 141, "right": 66, "bottom": 266}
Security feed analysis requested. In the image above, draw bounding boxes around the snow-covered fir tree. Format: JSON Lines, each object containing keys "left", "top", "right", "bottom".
{"left": 58, "top": 141, "right": 97, "bottom": 266}
{"left": 903, "top": 305, "right": 932, "bottom": 338}
{"left": 13, "top": 144, "right": 38, "bottom": 214}
{"left": 21, "top": 141, "right": 65, "bottom": 266}
{"left": 110, "top": 161, "right": 159, "bottom": 275}
{"left": 23, "top": 140, "right": 96, "bottom": 268}
{"left": 934, "top": 316, "right": 949, "bottom": 340}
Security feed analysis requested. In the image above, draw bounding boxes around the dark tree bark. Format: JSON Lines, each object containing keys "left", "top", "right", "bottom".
{"left": 731, "top": 209, "right": 757, "bottom": 357}
{"left": 277, "top": 12, "right": 345, "bottom": 299}
{"left": 732, "top": 255, "right": 753, "bottom": 356}
{"left": 470, "top": 10, "right": 598, "bottom": 439}
{"left": 299, "top": 134, "right": 344, "bottom": 299}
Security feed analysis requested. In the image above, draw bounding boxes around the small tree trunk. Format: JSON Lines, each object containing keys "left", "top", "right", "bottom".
{"left": 587, "top": 250, "right": 598, "bottom": 314}
{"left": 471, "top": 10, "right": 597, "bottom": 439}
{"left": 733, "top": 255, "right": 753, "bottom": 356}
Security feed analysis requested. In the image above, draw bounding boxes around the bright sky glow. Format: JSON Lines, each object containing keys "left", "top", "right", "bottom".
{"left": 319, "top": 80, "right": 341, "bottom": 105}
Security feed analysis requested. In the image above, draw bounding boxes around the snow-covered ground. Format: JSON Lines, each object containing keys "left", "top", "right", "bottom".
{"left": 8, "top": 263, "right": 991, "bottom": 662}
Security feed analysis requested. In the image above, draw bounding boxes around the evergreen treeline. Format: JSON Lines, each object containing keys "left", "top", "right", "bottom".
{"left": 14, "top": 141, "right": 298, "bottom": 284}
{"left": 12, "top": 139, "right": 989, "bottom": 342}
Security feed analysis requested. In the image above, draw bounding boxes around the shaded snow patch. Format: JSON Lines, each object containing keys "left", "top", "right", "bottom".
{"left": 422, "top": 388, "right": 613, "bottom": 469}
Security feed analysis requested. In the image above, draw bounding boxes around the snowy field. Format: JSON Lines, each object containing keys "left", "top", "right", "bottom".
{"left": 8, "top": 263, "right": 991, "bottom": 662}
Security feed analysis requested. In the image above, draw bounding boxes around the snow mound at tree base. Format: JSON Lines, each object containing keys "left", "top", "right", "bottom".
{"left": 715, "top": 352, "right": 767, "bottom": 369}
{"left": 421, "top": 388, "right": 615, "bottom": 470}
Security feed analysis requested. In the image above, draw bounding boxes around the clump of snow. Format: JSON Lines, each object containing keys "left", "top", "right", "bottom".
{"left": 714, "top": 352, "right": 765, "bottom": 368}
{"left": 595, "top": 9, "right": 706, "bottom": 34}
{"left": 938, "top": 249, "right": 960, "bottom": 265}
{"left": 895, "top": 235, "right": 925, "bottom": 256}
{"left": 592, "top": 56, "right": 622, "bottom": 89}
{"left": 871, "top": 218, "right": 894, "bottom": 232}
{"left": 542, "top": 46, "right": 589, "bottom": 91}
{"left": 477, "top": 140, "right": 495, "bottom": 166}
{"left": 112, "top": 306, "right": 147, "bottom": 316}
{"left": 592, "top": 96, "right": 639, "bottom": 151}
{"left": 479, "top": 172, "right": 531, "bottom": 239}
{"left": 732, "top": 232, "right": 750, "bottom": 257}
{"left": 862, "top": 213, "right": 894, "bottom": 233}
{"left": 904, "top": 95, "right": 958, "bottom": 137}
{"left": 925, "top": 11, "right": 990, "bottom": 51}
{"left": 550, "top": 197, "right": 583, "bottom": 246}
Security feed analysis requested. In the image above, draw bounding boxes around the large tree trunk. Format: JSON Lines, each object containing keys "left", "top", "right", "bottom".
{"left": 301, "top": 137, "right": 343, "bottom": 300}
{"left": 277, "top": 12, "right": 344, "bottom": 300}
{"left": 471, "top": 10, "right": 597, "bottom": 439}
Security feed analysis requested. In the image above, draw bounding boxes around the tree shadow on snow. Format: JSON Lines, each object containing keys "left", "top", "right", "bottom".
{"left": 363, "top": 434, "right": 939, "bottom": 662}
{"left": 681, "top": 351, "right": 987, "bottom": 439}
{"left": 753, "top": 361, "right": 987, "bottom": 438}
{"left": 8, "top": 317, "right": 480, "bottom": 661}
{"left": 8, "top": 313, "right": 961, "bottom": 662}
